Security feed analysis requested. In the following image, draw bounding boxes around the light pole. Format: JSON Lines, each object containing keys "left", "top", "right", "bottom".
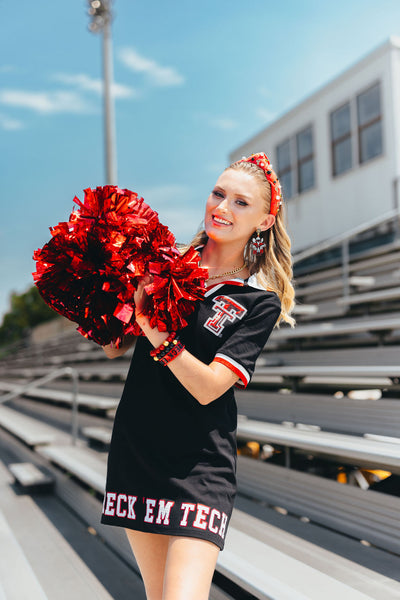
{"left": 87, "top": 0, "right": 118, "bottom": 185}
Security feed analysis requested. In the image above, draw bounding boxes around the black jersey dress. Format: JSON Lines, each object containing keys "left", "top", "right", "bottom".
{"left": 101, "top": 275, "right": 281, "bottom": 550}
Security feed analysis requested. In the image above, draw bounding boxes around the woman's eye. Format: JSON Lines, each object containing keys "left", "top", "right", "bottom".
{"left": 236, "top": 199, "right": 248, "bottom": 206}
{"left": 212, "top": 190, "right": 224, "bottom": 199}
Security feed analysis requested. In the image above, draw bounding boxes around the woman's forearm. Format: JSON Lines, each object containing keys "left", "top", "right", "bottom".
{"left": 135, "top": 313, "right": 238, "bottom": 405}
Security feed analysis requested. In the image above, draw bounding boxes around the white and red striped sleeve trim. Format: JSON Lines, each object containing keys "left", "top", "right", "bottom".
{"left": 214, "top": 353, "right": 250, "bottom": 388}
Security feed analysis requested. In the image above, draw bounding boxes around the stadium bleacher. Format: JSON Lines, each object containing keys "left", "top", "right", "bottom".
{"left": 0, "top": 214, "right": 400, "bottom": 599}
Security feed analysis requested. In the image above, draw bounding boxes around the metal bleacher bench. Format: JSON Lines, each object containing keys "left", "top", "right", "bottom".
{"left": 0, "top": 405, "right": 58, "bottom": 447}
{"left": 269, "top": 312, "right": 400, "bottom": 341}
{"left": 8, "top": 462, "right": 54, "bottom": 493}
{"left": 81, "top": 426, "right": 112, "bottom": 448}
{"left": 38, "top": 445, "right": 107, "bottom": 493}
{"left": 336, "top": 285, "right": 400, "bottom": 305}
{"left": 295, "top": 275, "right": 375, "bottom": 298}
{"left": 80, "top": 415, "right": 400, "bottom": 475}
{"left": 0, "top": 380, "right": 118, "bottom": 413}
{"left": 34, "top": 443, "right": 400, "bottom": 599}
{"left": 236, "top": 416, "right": 400, "bottom": 474}
{"left": 236, "top": 389, "right": 400, "bottom": 438}
{"left": 236, "top": 455, "right": 400, "bottom": 556}
{"left": 251, "top": 364, "right": 398, "bottom": 389}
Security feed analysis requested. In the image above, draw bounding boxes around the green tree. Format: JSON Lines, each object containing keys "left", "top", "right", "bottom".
{"left": 0, "top": 286, "right": 56, "bottom": 346}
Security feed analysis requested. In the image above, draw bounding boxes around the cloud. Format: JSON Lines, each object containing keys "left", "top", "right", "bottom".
{"left": 0, "top": 89, "right": 93, "bottom": 114}
{"left": 138, "top": 184, "right": 203, "bottom": 242}
{"left": 0, "top": 113, "right": 24, "bottom": 130}
{"left": 139, "top": 183, "right": 195, "bottom": 207}
{"left": 193, "top": 112, "right": 238, "bottom": 131}
{"left": 204, "top": 162, "right": 228, "bottom": 175}
{"left": 256, "top": 107, "right": 277, "bottom": 122}
{"left": 258, "top": 85, "right": 272, "bottom": 99}
{"left": 0, "top": 65, "right": 15, "bottom": 73}
{"left": 52, "top": 72, "right": 137, "bottom": 99}
{"left": 160, "top": 208, "right": 204, "bottom": 243}
{"left": 118, "top": 47, "right": 184, "bottom": 87}
{"left": 208, "top": 117, "right": 237, "bottom": 131}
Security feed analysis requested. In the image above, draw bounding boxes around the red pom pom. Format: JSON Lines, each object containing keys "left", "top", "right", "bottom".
{"left": 33, "top": 186, "right": 207, "bottom": 347}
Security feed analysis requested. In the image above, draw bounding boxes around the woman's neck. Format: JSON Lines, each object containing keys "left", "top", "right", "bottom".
{"left": 200, "top": 239, "right": 249, "bottom": 280}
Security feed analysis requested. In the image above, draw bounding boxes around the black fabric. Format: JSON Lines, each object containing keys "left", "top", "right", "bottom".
{"left": 101, "top": 281, "right": 281, "bottom": 549}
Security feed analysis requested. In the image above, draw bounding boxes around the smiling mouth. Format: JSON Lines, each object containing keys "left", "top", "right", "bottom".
{"left": 212, "top": 215, "right": 232, "bottom": 226}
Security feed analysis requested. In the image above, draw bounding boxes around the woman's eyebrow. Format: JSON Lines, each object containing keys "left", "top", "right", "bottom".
{"left": 214, "top": 185, "right": 252, "bottom": 200}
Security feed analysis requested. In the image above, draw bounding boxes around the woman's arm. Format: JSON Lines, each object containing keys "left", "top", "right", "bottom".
{"left": 136, "top": 313, "right": 239, "bottom": 405}
{"left": 103, "top": 334, "right": 136, "bottom": 359}
{"left": 135, "top": 312, "right": 239, "bottom": 406}
{"left": 131, "top": 275, "right": 240, "bottom": 405}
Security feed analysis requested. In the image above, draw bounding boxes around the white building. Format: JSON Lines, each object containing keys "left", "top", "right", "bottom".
{"left": 229, "top": 36, "right": 400, "bottom": 254}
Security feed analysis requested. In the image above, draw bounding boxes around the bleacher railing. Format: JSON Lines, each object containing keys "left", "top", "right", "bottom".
{"left": 0, "top": 367, "right": 79, "bottom": 444}
{"left": 293, "top": 208, "right": 400, "bottom": 265}
{"left": 292, "top": 201, "right": 400, "bottom": 298}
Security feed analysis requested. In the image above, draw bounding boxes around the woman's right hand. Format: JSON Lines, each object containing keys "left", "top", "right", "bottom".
{"left": 104, "top": 273, "right": 153, "bottom": 358}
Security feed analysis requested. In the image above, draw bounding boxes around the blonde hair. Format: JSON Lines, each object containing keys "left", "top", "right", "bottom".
{"left": 190, "top": 160, "right": 296, "bottom": 328}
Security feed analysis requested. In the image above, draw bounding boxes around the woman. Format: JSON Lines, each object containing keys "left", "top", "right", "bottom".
{"left": 101, "top": 152, "right": 295, "bottom": 600}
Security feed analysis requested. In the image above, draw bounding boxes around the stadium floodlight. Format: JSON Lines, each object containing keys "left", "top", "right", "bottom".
{"left": 87, "top": 0, "right": 117, "bottom": 185}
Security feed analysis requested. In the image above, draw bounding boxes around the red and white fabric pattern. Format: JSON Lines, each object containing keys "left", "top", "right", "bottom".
{"left": 214, "top": 354, "right": 250, "bottom": 388}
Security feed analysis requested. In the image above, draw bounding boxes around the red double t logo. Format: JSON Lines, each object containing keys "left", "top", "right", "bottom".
{"left": 204, "top": 295, "right": 247, "bottom": 336}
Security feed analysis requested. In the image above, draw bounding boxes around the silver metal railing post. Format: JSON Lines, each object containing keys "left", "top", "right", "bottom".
{"left": 341, "top": 239, "right": 350, "bottom": 298}
{"left": 64, "top": 367, "right": 80, "bottom": 445}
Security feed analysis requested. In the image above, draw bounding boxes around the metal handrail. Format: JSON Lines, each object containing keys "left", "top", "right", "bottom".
{"left": 0, "top": 367, "right": 79, "bottom": 445}
{"left": 293, "top": 207, "right": 400, "bottom": 264}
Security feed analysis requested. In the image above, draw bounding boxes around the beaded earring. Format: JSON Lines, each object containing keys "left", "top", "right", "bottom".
{"left": 250, "top": 229, "right": 266, "bottom": 260}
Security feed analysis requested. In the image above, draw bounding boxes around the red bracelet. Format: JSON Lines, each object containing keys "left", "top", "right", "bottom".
{"left": 150, "top": 332, "right": 177, "bottom": 357}
{"left": 157, "top": 341, "right": 185, "bottom": 366}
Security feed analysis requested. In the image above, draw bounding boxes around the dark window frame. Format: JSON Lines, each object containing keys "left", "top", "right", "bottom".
{"left": 330, "top": 101, "right": 352, "bottom": 177}
{"left": 276, "top": 138, "right": 293, "bottom": 199}
{"left": 296, "top": 125, "right": 315, "bottom": 193}
{"left": 357, "top": 82, "right": 382, "bottom": 164}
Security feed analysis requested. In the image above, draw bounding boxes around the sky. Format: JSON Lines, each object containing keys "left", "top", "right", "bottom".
{"left": 1, "top": 0, "right": 400, "bottom": 322}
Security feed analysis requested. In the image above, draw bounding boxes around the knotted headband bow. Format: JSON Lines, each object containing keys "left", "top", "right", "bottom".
{"left": 235, "top": 152, "right": 283, "bottom": 216}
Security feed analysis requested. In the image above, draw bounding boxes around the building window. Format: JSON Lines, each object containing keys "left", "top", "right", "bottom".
{"left": 297, "top": 126, "right": 315, "bottom": 193}
{"left": 331, "top": 102, "right": 352, "bottom": 176}
{"left": 276, "top": 139, "right": 293, "bottom": 199}
{"left": 357, "top": 83, "right": 382, "bottom": 164}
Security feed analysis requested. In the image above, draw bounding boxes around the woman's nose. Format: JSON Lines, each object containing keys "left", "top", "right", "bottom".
{"left": 217, "top": 198, "right": 229, "bottom": 212}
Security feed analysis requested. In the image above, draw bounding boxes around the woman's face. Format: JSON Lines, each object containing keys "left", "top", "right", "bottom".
{"left": 204, "top": 169, "right": 274, "bottom": 247}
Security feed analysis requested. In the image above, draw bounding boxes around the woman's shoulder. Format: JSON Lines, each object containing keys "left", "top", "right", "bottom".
{"left": 246, "top": 275, "right": 281, "bottom": 307}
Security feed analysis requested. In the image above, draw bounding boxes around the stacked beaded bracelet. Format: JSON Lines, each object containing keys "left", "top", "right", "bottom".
{"left": 150, "top": 332, "right": 176, "bottom": 358}
{"left": 150, "top": 332, "right": 185, "bottom": 366}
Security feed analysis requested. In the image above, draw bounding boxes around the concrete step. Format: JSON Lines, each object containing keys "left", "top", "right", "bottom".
{"left": 0, "top": 508, "right": 48, "bottom": 599}
{"left": 0, "top": 460, "right": 113, "bottom": 600}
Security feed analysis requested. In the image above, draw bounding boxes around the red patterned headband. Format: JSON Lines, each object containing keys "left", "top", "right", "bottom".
{"left": 234, "top": 152, "right": 282, "bottom": 216}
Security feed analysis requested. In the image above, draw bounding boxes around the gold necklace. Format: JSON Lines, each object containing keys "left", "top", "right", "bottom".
{"left": 207, "top": 263, "right": 246, "bottom": 281}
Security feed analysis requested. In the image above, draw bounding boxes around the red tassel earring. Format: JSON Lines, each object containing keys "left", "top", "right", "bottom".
{"left": 250, "top": 229, "right": 266, "bottom": 261}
